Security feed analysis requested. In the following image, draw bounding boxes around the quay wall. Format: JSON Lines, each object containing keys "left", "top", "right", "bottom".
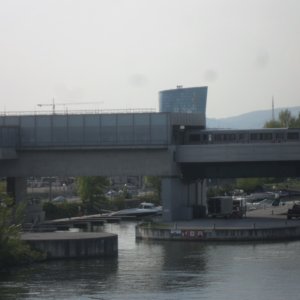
{"left": 136, "top": 225, "right": 300, "bottom": 241}
{"left": 22, "top": 232, "right": 118, "bottom": 259}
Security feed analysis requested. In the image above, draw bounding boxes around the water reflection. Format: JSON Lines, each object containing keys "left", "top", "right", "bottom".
{"left": 1, "top": 256, "right": 118, "bottom": 299}
{"left": 101, "top": 223, "right": 209, "bottom": 298}
{"left": 154, "top": 241, "right": 208, "bottom": 291}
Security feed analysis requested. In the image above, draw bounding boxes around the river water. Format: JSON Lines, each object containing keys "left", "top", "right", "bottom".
{"left": 1, "top": 222, "right": 300, "bottom": 300}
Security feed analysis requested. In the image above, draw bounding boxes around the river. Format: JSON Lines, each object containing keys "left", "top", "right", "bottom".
{"left": 1, "top": 222, "right": 300, "bottom": 300}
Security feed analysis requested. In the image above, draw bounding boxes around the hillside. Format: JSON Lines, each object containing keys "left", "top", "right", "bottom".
{"left": 207, "top": 106, "right": 300, "bottom": 129}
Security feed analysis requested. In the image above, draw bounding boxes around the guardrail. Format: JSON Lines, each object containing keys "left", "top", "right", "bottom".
{"left": 0, "top": 108, "right": 157, "bottom": 116}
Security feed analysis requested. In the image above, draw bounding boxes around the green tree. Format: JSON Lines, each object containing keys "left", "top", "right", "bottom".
{"left": 236, "top": 178, "right": 266, "bottom": 193}
{"left": 264, "top": 119, "right": 281, "bottom": 128}
{"left": 264, "top": 109, "right": 300, "bottom": 128}
{"left": 143, "top": 176, "right": 161, "bottom": 204}
{"left": 278, "top": 109, "right": 293, "bottom": 127}
{"left": 0, "top": 194, "right": 45, "bottom": 269}
{"left": 109, "top": 194, "right": 126, "bottom": 211}
{"left": 207, "top": 183, "right": 234, "bottom": 197}
{"left": 43, "top": 201, "right": 80, "bottom": 220}
{"left": 76, "top": 176, "right": 110, "bottom": 214}
{"left": 289, "top": 112, "right": 300, "bottom": 128}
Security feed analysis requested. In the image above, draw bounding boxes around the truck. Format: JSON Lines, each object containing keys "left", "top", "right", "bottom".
{"left": 207, "top": 196, "right": 246, "bottom": 218}
{"left": 287, "top": 204, "right": 300, "bottom": 219}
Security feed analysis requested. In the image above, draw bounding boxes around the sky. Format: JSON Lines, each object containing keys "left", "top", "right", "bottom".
{"left": 0, "top": 0, "right": 300, "bottom": 118}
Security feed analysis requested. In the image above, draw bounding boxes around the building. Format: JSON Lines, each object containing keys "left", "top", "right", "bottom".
{"left": 159, "top": 86, "right": 207, "bottom": 114}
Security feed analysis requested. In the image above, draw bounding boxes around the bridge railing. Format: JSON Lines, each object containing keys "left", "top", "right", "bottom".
{"left": 0, "top": 108, "right": 157, "bottom": 116}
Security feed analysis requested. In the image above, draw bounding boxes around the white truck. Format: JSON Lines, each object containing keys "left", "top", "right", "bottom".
{"left": 208, "top": 196, "right": 245, "bottom": 218}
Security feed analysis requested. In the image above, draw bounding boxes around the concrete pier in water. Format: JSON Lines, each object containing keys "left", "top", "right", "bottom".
{"left": 22, "top": 232, "right": 118, "bottom": 259}
{"left": 136, "top": 204, "right": 300, "bottom": 242}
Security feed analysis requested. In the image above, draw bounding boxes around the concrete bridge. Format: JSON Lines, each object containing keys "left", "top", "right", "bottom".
{"left": 1, "top": 110, "right": 300, "bottom": 221}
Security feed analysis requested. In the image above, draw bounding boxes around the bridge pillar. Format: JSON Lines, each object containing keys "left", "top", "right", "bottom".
{"left": 161, "top": 177, "right": 191, "bottom": 222}
{"left": 6, "top": 177, "right": 27, "bottom": 204}
{"left": 161, "top": 177, "right": 208, "bottom": 222}
{"left": 194, "top": 179, "right": 208, "bottom": 217}
{"left": 6, "top": 177, "right": 45, "bottom": 224}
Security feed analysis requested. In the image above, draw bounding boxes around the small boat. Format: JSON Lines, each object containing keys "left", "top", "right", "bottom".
{"left": 110, "top": 202, "right": 162, "bottom": 217}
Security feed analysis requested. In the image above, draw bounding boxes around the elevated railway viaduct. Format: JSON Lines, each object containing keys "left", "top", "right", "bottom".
{"left": 1, "top": 111, "right": 300, "bottom": 221}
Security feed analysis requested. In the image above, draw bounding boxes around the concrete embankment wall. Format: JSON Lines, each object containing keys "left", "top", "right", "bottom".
{"left": 22, "top": 232, "right": 118, "bottom": 259}
{"left": 136, "top": 225, "right": 300, "bottom": 241}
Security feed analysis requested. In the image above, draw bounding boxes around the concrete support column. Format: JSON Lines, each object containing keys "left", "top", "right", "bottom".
{"left": 6, "top": 177, "right": 27, "bottom": 204}
{"left": 161, "top": 177, "right": 208, "bottom": 222}
{"left": 194, "top": 179, "right": 208, "bottom": 217}
{"left": 6, "top": 177, "right": 45, "bottom": 224}
{"left": 161, "top": 177, "right": 193, "bottom": 222}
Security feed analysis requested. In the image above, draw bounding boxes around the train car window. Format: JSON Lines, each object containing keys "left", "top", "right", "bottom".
{"left": 223, "top": 134, "right": 235, "bottom": 141}
{"left": 202, "top": 134, "right": 212, "bottom": 142}
{"left": 275, "top": 133, "right": 285, "bottom": 140}
{"left": 250, "top": 133, "right": 259, "bottom": 140}
{"left": 287, "top": 132, "right": 299, "bottom": 140}
{"left": 238, "top": 133, "right": 245, "bottom": 140}
{"left": 261, "top": 133, "right": 273, "bottom": 140}
{"left": 214, "top": 134, "right": 223, "bottom": 142}
{"left": 189, "top": 134, "right": 201, "bottom": 142}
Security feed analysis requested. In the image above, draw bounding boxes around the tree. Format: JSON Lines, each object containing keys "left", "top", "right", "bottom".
{"left": 264, "top": 119, "right": 281, "bottom": 128}
{"left": 236, "top": 178, "right": 269, "bottom": 193}
{"left": 76, "top": 176, "right": 110, "bottom": 214}
{"left": 0, "top": 193, "right": 45, "bottom": 269}
{"left": 290, "top": 112, "right": 300, "bottom": 128}
{"left": 264, "top": 109, "right": 300, "bottom": 128}
{"left": 279, "top": 109, "right": 293, "bottom": 127}
{"left": 43, "top": 201, "right": 80, "bottom": 220}
{"left": 109, "top": 194, "right": 126, "bottom": 211}
{"left": 207, "top": 183, "right": 234, "bottom": 197}
{"left": 143, "top": 176, "right": 161, "bottom": 204}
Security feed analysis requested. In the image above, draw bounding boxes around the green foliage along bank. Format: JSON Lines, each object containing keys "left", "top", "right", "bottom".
{"left": 0, "top": 196, "right": 45, "bottom": 270}
{"left": 43, "top": 201, "right": 81, "bottom": 220}
{"left": 143, "top": 176, "right": 161, "bottom": 205}
{"left": 76, "top": 176, "right": 110, "bottom": 214}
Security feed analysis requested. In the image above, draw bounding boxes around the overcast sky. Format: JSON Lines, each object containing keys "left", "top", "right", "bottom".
{"left": 0, "top": 0, "right": 299, "bottom": 118}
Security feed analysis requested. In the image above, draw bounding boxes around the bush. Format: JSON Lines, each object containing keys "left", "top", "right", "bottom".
{"left": 0, "top": 196, "right": 45, "bottom": 269}
{"left": 207, "top": 184, "right": 234, "bottom": 197}
{"left": 43, "top": 202, "right": 80, "bottom": 220}
{"left": 108, "top": 195, "right": 126, "bottom": 211}
{"left": 0, "top": 233, "right": 45, "bottom": 269}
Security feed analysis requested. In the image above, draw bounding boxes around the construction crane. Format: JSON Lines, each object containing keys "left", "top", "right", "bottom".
{"left": 37, "top": 98, "right": 103, "bottom": 114}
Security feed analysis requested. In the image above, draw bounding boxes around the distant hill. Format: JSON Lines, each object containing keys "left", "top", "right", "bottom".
{"left": 207, "top": 106, "right": 300, "bottom": 129}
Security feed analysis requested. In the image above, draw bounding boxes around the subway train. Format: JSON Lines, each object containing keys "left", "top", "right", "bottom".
{"left": 183, "top": 128, "right": 300, "bottom": 144}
